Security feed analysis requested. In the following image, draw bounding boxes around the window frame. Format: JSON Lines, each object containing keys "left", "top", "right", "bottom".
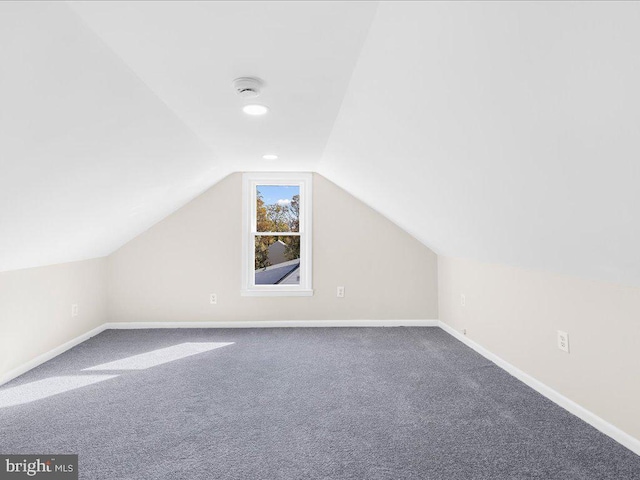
{"left": 241, "top": 172, "right": 313, "bottom": 296}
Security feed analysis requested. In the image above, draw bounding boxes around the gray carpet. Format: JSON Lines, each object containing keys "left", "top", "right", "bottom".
{"left": 1, "top": 328, "right": 638, "bottom": 479}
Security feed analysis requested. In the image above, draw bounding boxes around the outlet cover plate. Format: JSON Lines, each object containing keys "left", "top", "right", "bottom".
{"left": 557, "top": 330, "right": 569, "bottom": 353}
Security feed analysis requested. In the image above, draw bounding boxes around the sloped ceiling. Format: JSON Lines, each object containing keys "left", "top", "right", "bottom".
{"left": 0, "top": 1, "right": 377, "bottom": 271}
{"left": 0, "top": 1, "right": 213, "bottom": 271}
{"left": 2, "top": 2, "right": 640, "bottom": 287}
{"left": 321, "top": 1, "right": 640, "bottom": 287}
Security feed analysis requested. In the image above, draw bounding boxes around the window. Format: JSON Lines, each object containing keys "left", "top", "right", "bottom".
{"left": 241, "top": 173, "right": 313, "bottom": 296}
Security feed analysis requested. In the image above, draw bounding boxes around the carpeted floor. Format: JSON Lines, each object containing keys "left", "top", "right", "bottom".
{"left": 1, "top": 327, "right": 638, "bottom": 479}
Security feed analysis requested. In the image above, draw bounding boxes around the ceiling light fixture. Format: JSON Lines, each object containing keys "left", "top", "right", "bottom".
{"left": 243, "top": 104, "right": 269, "bottom": 116}
{"left": 262, "top": 154, "right": 278, "bottom": 160}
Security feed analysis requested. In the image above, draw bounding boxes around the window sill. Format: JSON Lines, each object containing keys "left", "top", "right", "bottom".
{"left": 241, "top": 289, "right": 314, "bottom": 297}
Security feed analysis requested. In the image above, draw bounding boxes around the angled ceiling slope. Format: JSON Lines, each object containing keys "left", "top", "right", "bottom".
{"left": 0, "top": 1, "right": 378, "bottom": 272}
{"left": 3, "top": 1, "right": 639, "bottom": 288}
{"left": 320, "top": 2, "right": 640, "bottom": 287}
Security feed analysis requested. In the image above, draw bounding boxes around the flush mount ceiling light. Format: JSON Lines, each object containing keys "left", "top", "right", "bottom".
{"left": 262, "top": 154, "right": 278, "bottom": 160}
{"left": 242, "top": 104, "right": 269, "bottom": 116}
{"left": 233, "top": 78, "right": 269, "bottom": 115}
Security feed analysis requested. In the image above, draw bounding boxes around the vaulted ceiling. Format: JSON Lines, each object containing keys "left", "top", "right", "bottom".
{"left": 2, "top": 2, "right": 640, "bottom": 286}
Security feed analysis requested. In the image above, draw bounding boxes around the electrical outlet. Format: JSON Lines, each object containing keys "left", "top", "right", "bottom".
{"left": 460, "top": 294, "right": 466, "bottom": 307}
{"left": 337, "top": 286, "right": 345, "bottom": 298}
{"left": 557, "top": 330, "right": 569, "bottom": 353}
{"left": 71, "top": 304, "right": 79, "bottom": 317}
{"left": 210, "top": 294, "right": 217, "bottom": 305}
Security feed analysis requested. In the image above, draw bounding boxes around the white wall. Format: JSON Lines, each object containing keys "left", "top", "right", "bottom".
{"left": 0, "top": 257, "right": 108, "bottom": 379}
{"left": 438, "top": 255, "right": 640, "bottom": 441}
{"left": 107, "top": 173, "right": 438, "bottom": 322}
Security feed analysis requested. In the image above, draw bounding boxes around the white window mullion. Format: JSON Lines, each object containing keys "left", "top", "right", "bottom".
{"left": 253, "top": 232, "right": 301, "bottom": 236}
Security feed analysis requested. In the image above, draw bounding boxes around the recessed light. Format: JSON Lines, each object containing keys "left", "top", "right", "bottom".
{"left": 243, "top": 104, "right": 269, "bottom": 115}
{"left": 263, "top": 154, "right": 278, "bottom": 160}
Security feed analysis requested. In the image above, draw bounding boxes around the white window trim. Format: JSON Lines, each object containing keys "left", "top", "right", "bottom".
{"left": 241, "top": 172, "right": 313, "bottom": 296}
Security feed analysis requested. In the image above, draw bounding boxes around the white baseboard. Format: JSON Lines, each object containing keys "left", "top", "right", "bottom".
{"left": 104, "top": 319, "right": 440, "bottom": 329}
{"left": 0, "top": 323, "right": 107, "bottom": 387}
{"left": 438, "top": 321, "right": 640, "bottom": 457}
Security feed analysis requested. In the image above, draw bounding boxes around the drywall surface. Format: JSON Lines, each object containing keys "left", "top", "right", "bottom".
{"left": 0, "top": 257, "right": 108, "bottom": 378}
{"left": 320, "top": 1, "right": 640, "bottom": 287}
{"left": 0, "top": 2, "right": 216, "bottom": 272}
{"left": 108, "top": 173, "right": 438, "bottom": 322}
{"left": 438, "top": 255, "right": 640, "bottom": 440}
